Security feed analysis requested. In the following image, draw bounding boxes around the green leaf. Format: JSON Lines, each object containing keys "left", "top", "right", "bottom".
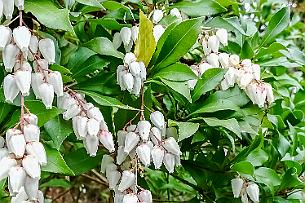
{"left": 205, "top": 16, "right": 247, "bottom": 35}
{"left": 203, "top": 117, "right": 241, "bottom": 139}
{"left": 0, "top": 103, "right": 15, "bottom": 124}
{"left": 83, "top": 91, "right": 139, "bottom": 110}
{"left": 161, "top": 79, "right": 192, "bottom": 103}
{"left": 153, "top": 63, "right": 197, "bottom": 81}
{"left": 279, "top": 168, "right": 304, "bottom": 191}
{"left": 240, "top": 40, "right": 254, "bottom": 59}
{"left": 44, "top": 116, "right": 72, "bottom": 150}
{"left": 246, "top": 149, "right": 269, "bottom": 167}
{"left": 232, "top": 161, "right": 254, "bottom": 175}
{"left": 75, "top": 0, "right": 104, "bottom": 8}
{"left": 168, "top": 120, "right": 199, "bottom": 141}
{"left": 67, "top": 47, "right": 96, "bottom": 73}
{"left": 135, "top": 10, "right": 156, "bottom": 66}
{"left": 171, "top": 0, "right": 226, "bottom": 17}
{"left": 254, "top": 167, "right": 281, "bottom": 193}
{"left": 261, "top": 7, "right": 290, "bottom": 46}
{"left": 255, "top": 42, "right": 286, "bottom": 59}
{"left": 84, "top": 37, "right": 124, "bottom": 58}
{"left": 40, "top": 179, "right": 71, "bottom": 189}
{"left": 64, "top": 148, "right": 104, "bottom": 175}
{"left": 42, "top": 145, "right": 74, "bottom": 176}
{"left": 192, "top": 68, "right": 226, "bottom": 101}
{"left": 155, "top": 18, "right": 202, "bottom": 70}
{"left": 24, "top": 0, "right": 74, "bottom": 33}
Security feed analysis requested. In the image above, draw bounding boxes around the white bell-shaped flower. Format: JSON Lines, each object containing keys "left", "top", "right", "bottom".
{"left": 113, "top": 32, "right": 122, "bottom": 49}
{"left": 120, "top": 27, "right": 132, "bottom": 46}
{"left": 118, "top": 170, "right": 135, "bottom": 192}
{"left": 153, "top": 24, "right": 165, "bottom": 42}
{"left": 87, "top": 107, "right": 104, "bottom": 122}
{"left": 0, "top": 156, "right": 17, "bottom": 180}
{"left": 208, "top": 35, "right": 219, "bottom": 53}
{"left": 231, "top": 177, "right": 244, "bottom": 198}
{"left": 152, "top": 9, "right": 163, "bottom": 24}
{"left": 256, "top": 85, "right": 267, "bottom": 108}
{"left": 137, "top": 120, "right": 151, "bottom": 141}
{"left": 138, "top": 190, "right": 152, "bottom": 203}
{"left": 202, "top": 38, "right": 211, "bottom": 55}
{"left": 218, "top": 53, "right": 230, "bottom": 68}
{"left": 163, "top": 153, "right": 175, "bottom": 173}
{"left": 216, "top": 28, "right": 228, "bottom": 46}
{"left": 170, "top": 8, "right": 182, "bottom": 20}
{"left": 24, "top": 176, "right": 39, "bottom": 201}
{"left": 63, "top": 104, "right": 81, "bottom": 120}
{"left": 3, "top": 44, "right": 19, "bottom": 72}
{"left": 24, "top": 113, "right": 38, "bottom": 125}
{"left": 124, "top": 132, "right": 140, "bottom": 154}
{"left": 99, "top": 130, "right": 115, "bottom": 153}
{"left": 48, "top": 71, "right": 63, "bottom": 96}
{"left": 0, "top": 25, "right": 11, "bottom": 50}
{"left": 251, "top": 64, "right": 260, "bottom": 80}
{"left": 0, "top": 137, "right": 4, "bottom": 148}
{"left": 131, "top": 77, "right": 142, "bottom": 96}
{"left": 3, "top": 0, "right": 14, "bottom": 19}
{"left": 265, "top": 83, "right": 274, "bottom": 104}
{"left": 246, "top": 183, "right": 259, "bottom": 203}
{"left": 107, "top": 170, "right": 121, "bottom": 190}
{"left": 0, "top": 0, "right": 3, "bottom": 19}
{"left": 131, "top": 25, "right": 139, "bottom": 42}
{"left": 129, "top": 61, "right": 141, "bottom": 76}
{"left": 116, "top": 146, "right": 128, "bottom": 165}
{"left": 150, "top": 111, "right": 165, "bottom": 129}
{"left": 75, "top": 116, "right": 87, "bottom": 139}
{"left": 3, "top": 74, "right": 19, "bottom": 103}
{"left": 101, "top": 154, "right": 114, "bottom": 173}
{"left": 114, "top": 192, "right": 124, "bottom": 203}
{"left": 11, "top": 187, "right": 28, "bottom": 203}
{"left": 241, "top": 59, "right": 252, "bottom": 68}
{"left": 163, "top": 137, "right": 181, "bottom": 156}
{"left": 15, "top": 70, "right": 31, "bottom": 96}
{"left": 239, "top": 73, "right": 253, "bottom": 89}
{"left": 150, "top": 127, "right": 162, "bottom": 145}
{"left": 13, "top": 26, "right": 31, "bottom": 52}
{"left": 136, "top": 143, "right": 151, "bottom": 167}
{"left": 24, "top": 124, "right": 40, "bottom": 142}
{"left": 241, "top": 189, "right": 249, "bottom": 203}
{"left": 124, "top": 52, "right": 136, "bottom": 65}
{"left": 229, "top": 54, "right": 240, "bottom": 67}
{"left": 123, "top": 193, "right": 138, "bottom": 203}
{"left": 22, "top": 155, "right": 41, "bottom": 179}
{"left": 151, "top": 145, "right": 165, "bottom": 169}
{"left": 8, "top": 166, "right": 26, "bottom": 195}
{"left": 198, "top": 62, "right": 212, "bottom": 75}
{"left": 122, "top": 72, "right": 134, "bottom": 91}
{"left": 25, "top": 142, "right": 47, "bottom": 166}
{"left": 117, "top": 130, "right": 127, "bottom": 146}
{"left": 0, "top": 148, "right": 9, "bottom": 161}
{"left": 37, "top": 190, "right": 44, "bottom": 203}
{"left": 14, "top": 0, "right": 24, "bottom": 10}
{"left": 31, "top": 72, "right": 44, "bottom": 99}
{"left": 8, "top": 133, "right": 26, "bottom": 158}
{"left": 33, "top": 59, "right": 49, "bottom": 72}
{"left": 39, "top": 38, "right": 56, "bottom": 64}
{"left": 38, "top": 83, "right": 54, "bottom": 109}
{"left": 87, "top": 118, "right": 100, "bottom": 136}
{"left": 206, "top": 53, "right": 219, "bottom": 68}
{"left": 29, "top": 35, "right": 39, "bottom": 53}
{"left": 139, "top": 62, "right": 146, "bottom": 80}
{"left": 84, "top": 134, "right": 99, "bottom": 157}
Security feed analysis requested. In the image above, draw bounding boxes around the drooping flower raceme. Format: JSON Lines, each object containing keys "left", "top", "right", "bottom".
{"left": 231, "top": 177, "right": 260, "bottom": 203}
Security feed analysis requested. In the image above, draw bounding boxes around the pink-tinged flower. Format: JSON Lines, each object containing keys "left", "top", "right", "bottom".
{"left": 24, "top": 124, "right": 40, "bottom": 142}
{"left": 22, "top": 155, "right": 41, "bottom": 179}
{"left": 123, "top": 193, "right": 138, "bottom": 203}
{"left": 23, "top": 113, "right": 38, "bottom": 126}
{"left": 138, "top": 190, "right": 152, "bottom": 203}
{"left": 124, "top": 132, "right": 140, "bottom": 154}
{"left": 25, "top": 142, "right": 47, "bottom": 166}
{"left": 29, "top": 35, "right": 39, "bottom": 53}
{"left": 39, "top": 38, "right": 56, "bottom": 64}
{"left": 118, "top": 170, "right": 135, "bottom": 192}
{"left": 151, "top": 145, "right": 165, "bottom": 169}
{"left": 8, "top": 166, "right": 26, "bottom": 195}
{"left": 99, "top": 130, "right": 115, "bottom": 153}
{"left": 24, "top": 176, "right": 39, "bottom": 201}
{"left": 163, "top": 153, "right": 175, "bottom": 173}
{"left": 136, "top": 144, "right": 151, "bottom": 167}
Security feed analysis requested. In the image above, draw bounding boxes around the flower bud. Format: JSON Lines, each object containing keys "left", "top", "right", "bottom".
{"left": 131, "top": 26, "right": 139, "bottom": 42}
{"left": 246, "top": 183, "right": 259, "bottom": 202}
{"left": 122, "top": 72, "right": 134, "bottom": 91}
{"left": 11, "top": 187, "right": 28, "bottom": 203}
{"left": 163, "top": 153, "right": 175, "bottom": 173}
{"left": 24, "top": 176, "right": 39, "bottom": 201}
{"left": 139, "top": 62, "right": 146, "bottom": 80}
{"left": 48, "top": 71, "right": 63, "bottom": 96}
{"left": 14, "top": 0, "right": 24, "bottom": 10}
{"left": 150, "top": 127, "right": 162, "bottom": 145}
{"left": 100, "top": 121, "right": 109, "bottom": 132}
{"left": 3, "top": 44, "right": 19, "bottom": 72}
{"left": 9, "top": 133, "right": 26, "bottom": 158}
{"left": 3, "top": 0, "right": 14, "bottom": 19}
{"left": 99, "top": 130, "right": 115, "bottom": 153}
{"left": 152, "top": 9, "right": 163, "bottom": 24}
{"left": 150, "top": 111, "right": 165, "bottom": 129}
{"left": 129, "top": 61, "right": 141, "bottom": 77}
{"left": 87, "top": 118, "right": 100, "bottom": 136}
{"left": 29, "top": 35, "right": 39, "bottom": 53}
{"left": 124, "top": 132, "right": 140, "bottom": 154}
{"left": 136, "top": 144, "right": 151, "bottom": 167}
{"left": 138, "top": 190, "right": 152, "bottom": 203}
{"left": 206, "top": 53, "right": 219, "bottom": 68}
{"left": 124, "top": 53, "right": 136, "bottom": 65}
{"left": 123, "top": 193, "right": 138, "bottom": 203}
{"left": 0, "top": 156, "right": 17, "bottom": 180}
{"left": 3, "top": 74, "right": 19, "bottom": 103}
{"left": 208, "top": 35, "right": 219, "bottom": 53}
{"left": 87, "top": 107, "right": 104, "bottom": 122}
{"left": 38, "top": 83, "right": 54, "bottom": 109}
{"left": 229, "top": 54, "right": 240, "bottom": 67}
{"left": 39, "top": 38, "right": 56, "bottom": 64}
{"left": 63, "top": 104, "right": 81, "bottom": 120}
{"left": 22, "top": 155, "right": 41, "bottom": 179}
{"left": 8, "top": 166, "right": 26, "bottom": 195}
{"left": 216, "top": 28, "right": 228, "bottom": 46}
{"left": 231, "top": 177, "right": 243, "bottom": 198}
{"left": 107, "top": 170, "right": 121, "bottom": 190}
{"left": 23, "top": 113, "right": 38, "bottom": 125}
{"left": 0, "top": 25, "right": 11, "bottom": 50}
{"left": 113, "top": 32, "right": 122, "bottom": 49}
{"left": 137, "top": 120, "right": 151, "bottom": 141}
{"left": 153, "top": 25, "right": 165, "bottom": 42}
{"left": 101, "top": 155, "right": 114, "bottom": 173}
{"left": 170, "top": 8, "right": 182, "bottom": 21}
{"left": 24, "top": 124, "right": 40, "bottom": 142}
{"left": 218, "top": 53, "right": 230, "bottom": 68}
{"left": 163, "top": 137, "right": 181, "bottom": 156}
{"left": 118, "top": 170, "right": 135, "bottom": 192}
{"left": 15, "top": 70, "right": 31, "bottom": 96}
{"left": 13, "top": 26, "right": 31, "bottom": 52}
{"left": 26, "top": 142, "right": 47, "bottom": 166}
{"left": 151, "top": 145, "right": 165, "bottom": 169}
{"left": 120, "top": 27, "right": 132, "bottom": 46}
{"left": 84, "top": 134, "right": 99, "bottom": 157}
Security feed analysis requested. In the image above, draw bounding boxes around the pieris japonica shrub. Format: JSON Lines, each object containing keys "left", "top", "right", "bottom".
{"left": 0, "top": 0, "right": 304, "bottom": 203}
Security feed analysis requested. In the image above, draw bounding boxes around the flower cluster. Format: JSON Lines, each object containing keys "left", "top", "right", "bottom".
{"left": 0, "top": 0, "right": 24, "bottom": 20}
{"left": 113, "top": 25, "right": 138, "bottom": 52}
{"left": 0, "top": 113, "right": 46, "bottom": 202}
{"left": 231, "top": 177, "right": 259, "bottom": 203}
{"left": 193, "top": 29, "right": 274, "bottom": 107}
{"left": 117, "top": 52, "right": 146, "bottom": 96}
{"left": 101, "top": 111, "right": 181, "bottom": 202}
{"left": 2, "top": 25, "right": 63, "bottom": 109}
{"left": 57, "top": 90, "right": 115, "bottom": 157}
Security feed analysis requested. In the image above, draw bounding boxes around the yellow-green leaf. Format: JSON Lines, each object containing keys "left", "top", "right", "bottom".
{"left": 135, "top": 11, "right": 156, "bottom": 66}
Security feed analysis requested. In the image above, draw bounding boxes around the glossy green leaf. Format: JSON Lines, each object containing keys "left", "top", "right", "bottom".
{"left": 203, "top": 117, "right": 241, "bottom": 138}
{"left": 168, "top": 120, "right": 199, "bottom": 141}
{"left": 161, "top": 79, "right": 192, "bottom": 103}
{"left": 153, "top": 63, "right": 197, "bottom": 81}
{"left": 205, "top": 16, "right": 247, "bottom": 35}
{"left": 232, "top": 161, "right": 254, "bottom": 175}
{"left": 84, "top": 37, "right": 124, "bottom": 58}
{"left": 75, "top": 0, "right": 104, "bottom": 8}
{"left": 254, "top": 167, "right": 281, "bottom": 193}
